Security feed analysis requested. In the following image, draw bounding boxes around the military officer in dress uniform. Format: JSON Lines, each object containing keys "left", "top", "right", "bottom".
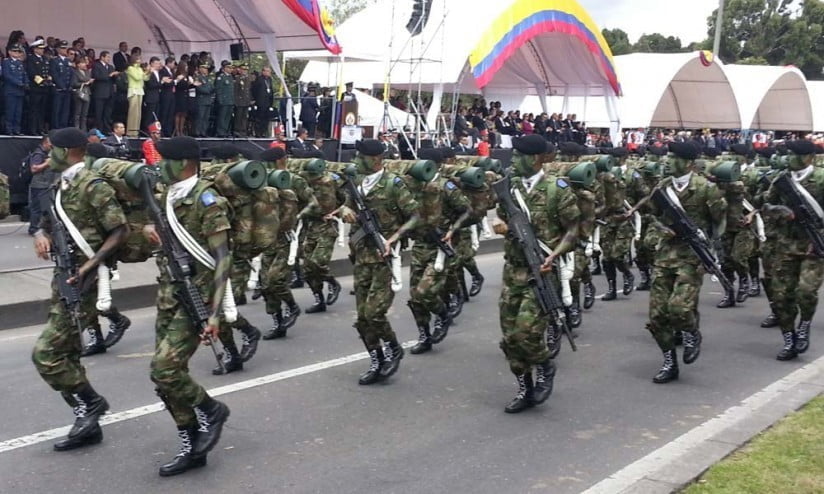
{"left": 2, "top": 44, "right": 27, "bottom": 135}
{"left": 233, "top": 63, "right": 252, "bottom": 137}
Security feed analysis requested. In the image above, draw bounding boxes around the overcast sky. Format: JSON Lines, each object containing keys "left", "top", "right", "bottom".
{"left": 578, "top": 0, "right": 720, "bottom": 44}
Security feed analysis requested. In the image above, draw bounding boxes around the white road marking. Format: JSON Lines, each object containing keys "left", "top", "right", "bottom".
{"left": 0, "top": 340, "right": 416, "bottom": 454}
{"left": 581, "top": 354, "right": 824, "bottom": 494}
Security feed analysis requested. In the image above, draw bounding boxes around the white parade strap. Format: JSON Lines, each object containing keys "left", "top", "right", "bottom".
{"left": 247, "top": 255, "right": 262, "bottom": 290}
{"left": 288, "top": 219, "right": 303, "bottom": 266}
{"left": 336, "top": 217, "right": 345, "bottom": 247}
{"left": 593, "top": 226, "right": 601, "bottom": 254}
{"left": 481, "top": 216, "right": 493, "bottom": 239}
{"left": 434, "top": 248, "right": 446, "bottom": 273}
{"left": 742, "top": 199, "right": 766, "bottom": 242}
{"left": 470, "top": 224, "right": 480, "bottom": 251}
{"left": 388, "top": 240, "right": 403, "bottom": 292}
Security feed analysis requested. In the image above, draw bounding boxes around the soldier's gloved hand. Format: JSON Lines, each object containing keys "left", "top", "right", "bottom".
{"left": 34, "top": 232, "right": 51, "bottom": 260}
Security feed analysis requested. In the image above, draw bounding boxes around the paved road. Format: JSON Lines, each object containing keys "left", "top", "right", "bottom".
{"left": 0, "top": 222, "right": 50, "bottom": 272}
{"left": 0, "top": 253, "right": 819, "bottom": 493}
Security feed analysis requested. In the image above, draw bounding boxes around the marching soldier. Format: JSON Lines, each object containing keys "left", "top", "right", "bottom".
{"left": 233, "top": 63, "right": 252, "bottom": 137}
{"left": 193, "top": 64, "right": 214, "bottom": 137}
{"left": 646, "top": 142, "right": 727, "bottom": 383}
{"left": 336, "top": 139, "right": 420, "bottom": 384}
{"left": 150, "top": 136, "right": 231, "bottom": 475}
{"left": 32, "top": 128, "right": 129, "bottom": 451}
{"left": 760, "top": 140, "right": 824, "bottom": 360}
{"left": 492, "top": 135, "right": 580, "bottom": 412}
{"left": 635, "top": 145, "right": 667, "bottom": 290}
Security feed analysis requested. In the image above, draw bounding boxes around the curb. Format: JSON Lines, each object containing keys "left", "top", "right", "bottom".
{"left": 581, "top": 354, "right": 824, "bottom": 494}
{"left": 0, "top": 238, "right": 504, "bottom": 331}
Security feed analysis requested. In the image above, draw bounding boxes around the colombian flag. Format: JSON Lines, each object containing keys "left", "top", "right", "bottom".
{"left": 282, "top": 0, "right": 342, "bottom": 54}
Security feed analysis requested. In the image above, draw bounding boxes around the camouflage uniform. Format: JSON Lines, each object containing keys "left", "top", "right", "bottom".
{"left": 151, "top": 180, "right": 232, "bottom": 427}
{"left": 717, "top": 179, "right": 757, "bottom": 304}
{"left": 497, "top": 175, "right": 580, "bottom": 375}
{"left": 302, "top": 170, "right": 346, "bottom": 298}
{"left": 33, "top": 167, "right": 127, "bottom": 392}
{"left": 262, "top": 187, "right": 299, "bottom": 321}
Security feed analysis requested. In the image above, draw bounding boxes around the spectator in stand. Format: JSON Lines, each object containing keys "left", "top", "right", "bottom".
{"left": 142, "top": 121, "right": 162, "bottom": 165}
{"left": 2, "top": 44, "right": 27, "bottom": 135}
{"left": 158, "top": 56, "right": 176, "bottom": 137}
{"left": 92, "top": 51, "right": 118, "bottom": 133}
{"left": 290, "top": 127, "right": 310, "bottom": 153}
{"left": 104, "top": 121, "right": 128, "bottom": 155}
{"left": 50, "top": 41, "right": 73, "bottom": 129}
{"left": 125, "top": 54, "right": 147, "bottom": 136}
{"left": 299, "top": 85, "right": 319, "bottom": 138}
{"left": 477, "top": 132, "right": 490, "bottom": 157}
{"left": 71, "top": 56, "right": 93, "bottom": 130}
{"left": 85, "top": 48, "right": 95, "bottom": 63}
{"left": 173, "top": 61, "right": 192, "bottom": 136}
{"left": 26, "top": 39, "right": 51, "bottom": 136}
{"left": 522, "top": 113, "right": 534, "bottom": 135}
{"left": 453, "top": 134, "right": 473, "bottom": 155}
{"left": 27, "top": 135, "right": 54, "bottom": 235}
{"left": 252, "top": 66, "right": 274, "bottom": 137}
{"left": 142, "top": 56, "right": 163, "bottom": 131}
{"left": 5, "top": 31, "right": 28, "bottom": 56}
{"left": 113, "top": 42, "right": 130, "bottom": 72}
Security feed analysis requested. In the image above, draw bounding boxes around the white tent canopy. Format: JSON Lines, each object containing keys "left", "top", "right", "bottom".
{"left": 809, "top": 81, "right": 824, "bottom": 132}
{"left": 724, "top": 65, "right": 813, "bottom": 131}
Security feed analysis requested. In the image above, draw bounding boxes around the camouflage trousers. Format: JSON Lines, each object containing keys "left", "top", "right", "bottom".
{"left": 216, "top": 261, "right": 254, "bottom": 354}
{"left": 32, "top": 277, "right": 97, "bottom": 393}
{"left": 770, "top": 252, "right": 824, "bottom": 334}
{"left": 761, "top": 238, "right": 778, "bottom": 301}
{"left": 635, "top": 222, "right": 655, "bottom": 271}
{"left": 570, "top": 247, "right": 591, "bottom": 301}
{"left": 354, "top": 261, "right": 398, "bottom": 351}
{"left": 602, "top": 220, "right": 633, "bottom": 262}
{"left": 231, "top": 258, "right": 252, "bottom": 301}
{"left": 719, "top": 229, "right": 756, "bottom": 279}
{"left": 152, "top": 304, "right": 207, "bottom": 428}
{"left": 445, "top": 229, "right": 478, "bottom": 298}
{"left": 408, "top": 242, "right": 449, "bottom": 326}
{"left": 303, "top": 222, "right": 337, "bottom": 293}
{"left": 261, "top": 238, "right": 296, "bottom": 314}
{"left": 648, "top": 262, "right": 703, "bottom": 352}
{"left": 499, "top": 265, "right": 551, "bottom": 375}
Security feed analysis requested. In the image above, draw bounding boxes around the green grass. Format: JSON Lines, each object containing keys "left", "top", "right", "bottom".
{"left": 682, "top": 395, "right": 824, "bottom": 494}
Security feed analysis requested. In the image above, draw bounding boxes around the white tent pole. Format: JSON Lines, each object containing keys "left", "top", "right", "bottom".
{"left": 535, "top": 84, "right": 548, "bottom": 114}
{"left": 262, "top": 34, "right": 292, "bottom": 137}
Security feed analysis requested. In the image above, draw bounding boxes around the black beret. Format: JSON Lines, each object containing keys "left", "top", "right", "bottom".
{"left": 211, "top": 144, "right": 240, "bottom": 160}
{"left": 635, "top": 144, "right": 647, "bottom": 156}
{"left": 156, "top": 136, "right": 200, "bottom": 160}
{"left": 259, "top": 147, "right": 286, "bottom": 161}
{"left": 356, "top": 139, "right": 384, "bottom": 157}
{"left": 559, "top": 141, "right": 584, "bottom": 156}
{"left": 439, "top": 147, "right": 456, "bottom": 159}
{"left": 647, "top": 145, "right": 668, "bottom": 156}
{"left": 49, "top": 128, "right": 87, "bottom": 148}
{"left": 730, "top": 143, "right": 750, "bottom": 156}
{"left": 86, "top": 143, "right": 110, "bottom": 159}
{"left": 668, "top": 141, "right": 700, "bottom": 160}
{"left": 609, "top": 147, "right": 628, "bottom": 158}
{"left": 787, "top": 139, "right": 817, "bottom": 156}
{"left": 544, "top": 142, "right": 556, "bottom": 154}
{"left": 756, "top": 146, "right": 776, "bottom": 158}
{"left": 703, "top": 147, "right": 721, "bottom": 158}
{"left": 512, "top": 134, "right": 548, "bottom": 155}
{"left": 417, "top": 147, "right": 443, "bottom": 163}
{"left": 776, "top": 144, "right": 788, "bottom": 156}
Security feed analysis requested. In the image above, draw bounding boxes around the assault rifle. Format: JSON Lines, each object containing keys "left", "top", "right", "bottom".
{"left": 651, "top": 187, "right": 734, "bottom": 293}
{"left": 343, "top": 176, "right": 391, "bottom": 270}
{"left": 492, "top": 174, "right": 577, "bottom": 352}
{"left": 428, "top": 227, "right": 456, "bottom": 258}
{"left": 771, "top": 172, "right": 824, "bottom": 258}
{"left": 139, "top": 176, "right": 225, "bottom": 372}
{"left": 47, "top": 190, "right": 84, "bottom": 334}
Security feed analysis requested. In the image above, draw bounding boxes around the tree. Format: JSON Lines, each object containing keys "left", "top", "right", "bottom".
{"left": 325, "top": 0, "right": 371, "bottom": 24}
{"left": 602, "top": 28, "right": 632, "bottom": 55}
{"left": 633, "top": 33, "right": 684, "bottom": 53}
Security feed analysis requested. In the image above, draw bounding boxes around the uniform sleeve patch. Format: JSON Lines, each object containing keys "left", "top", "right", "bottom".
{"left": 394, "top": 176, "right": 404, "bottom": 185}
{"left": 330, "top": 172, "right": 340, "bottom": 180}
{"left": 557, "top": 178, "right": 569, "bottom": 188}
{"left": 633, "top": 171, "right": 641, "bottom": 179}
{"left": 445, "top": 181, "right": 457, "bottom": 191}
{"left": 201, "top": 191, "right": 217, "bottom": 206}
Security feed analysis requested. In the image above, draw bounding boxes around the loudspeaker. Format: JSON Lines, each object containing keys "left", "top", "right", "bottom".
{"left": 230, "top": 42, "right": 244, "bottom": 61}
{"left": 406, "top": 0, "right": 432, "bottom": 36}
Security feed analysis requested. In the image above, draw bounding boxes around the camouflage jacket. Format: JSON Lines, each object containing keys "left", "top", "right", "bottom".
{"left": 408, "top": 175, "right": 470, "bottom": 243}
{"left": 717, "top": 180, "right": 748, "bottom": 232}
{"left": 303, "top": 170, "right": 346, "bottom": 236}
{"left": 764, "top": 167, "right": 824, "bottom": 255}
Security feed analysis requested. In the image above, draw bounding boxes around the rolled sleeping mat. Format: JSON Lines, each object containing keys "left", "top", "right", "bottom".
{"left": 707, "top": 160, "right": 741, "bottom": 183}
{"left": 91, "top": 158, "right": 147, "bottom": 191}
{"left": 301, "top": 158, "right": 327, "bottom": 176}
{"left": 267, "top": 169, "right": 292, "bottom": 189}
{"left": 566, "top": 161, "right": 597, "bottom": 188}
{"left": 457, "top": 166, "right": 486, "bottom": 189}
{"left": 592, "top": 155, "right": 616, "bottom": 172}
{"left": 383, "top": 159, "right": 437, "bottom": 183}
{"left": 226, "top": 160, "right": 267, "bottom": 189}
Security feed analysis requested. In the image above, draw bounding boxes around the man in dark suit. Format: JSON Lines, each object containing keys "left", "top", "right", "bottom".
{"left": 104, "top": 121, "right": 129, "bottom": 156}
{"left": 142, "top": 57, "right": 163, "bottom": 132}
{"left": 113, "top": 41, "right": 130, "bottom": 72}
{"left": 26, "top": 39, "right": 51, "bottom": 135}
{"left": 452, "top": 134, "right": 474, "bottom": 155}
{"left": 251, "top": 66, "right": 274, "bottom": 137}
{"left": 453, "top": 107, "right": 469, "bottom": 139}
{"left": 92, "top": 51, "right": 119, "bottom": 134}
{"left": 299, "top": 86, "right": 319, "bottom": 138}
{"left": 289, "top": 127, "right": 310, "bottom": 153}
{"left": 159, "top": 56, "right": 176, "bottom": 137}
{"left": 49, "top": 41, "right": 73, "bottom": 129}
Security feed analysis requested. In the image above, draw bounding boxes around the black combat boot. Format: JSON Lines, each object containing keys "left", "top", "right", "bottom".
{"left": 776, "top": 331, "right": 798, "bottom": 361}
{"left": 795, "top": 320, "right": 811, "bottom": 354}
{"left": 469, "top": 273, "right": 485, "bottom": 297}
{"left": 192, "top": 396, "right": 230, "bottom": 456}
{"left": 532, "top": 360, "right": 556, "bottom": 405}
{"left": 251, "top": 283, "right": 263, "bottom": 301}
{"left": 431, "top": 311, "right": 453, "bottom": 344}
{"left": 80, "top": 327, "right": 107, "bottom": 357}
{"left": 547, "top": 324, "right": 561, "bottom": 359}
{"left": 158, "top": 427, "right": 207, "bottom": 477}
{"left": 636, "top": 267, "right": 651, "bottom": 291}
{"left": 761, "top": 312, "right": 779, "bottom": 328}
{"left": 289, "top": 266, "right": 304, "bottom": 288}
{"left": 682, "top": 330, "right": 702, "bottom": 364}
{"left": 263, "top": 312, "right": 285, "bottom": 340}
{"left": 583, "top": 281, "right": 596, "bottom": 309}
{"left": 212, "top": 347, "right": 243, "bottom": 375}
{"left": 591, "top": 254, "right": 602, "bottom": 275}
{"left": 281, "top": 301, "right": 301, "bottom": 329}
{"left": 54, "top": 384, "right": 110, "bottom": 451}
{"left": 236, "top": 293, "right": 247, "bottom": 306}
{"left": 652, "top": 350, "right": 679, "bottom": 383}
{"left": 602, "top": 261, "right": 618, "bottom": 301}
{"left": 447, "top": 293, "right": 464, "bottom": 319}
{"left": 358, "top": 348, "right": 385, "bottom": 385}
{"left": 716, "top": 289, "right": 736, "bottom": 308}
{"left": 102, "top": 309, "right": 131, "bottom": 348}
{"left": 305, "top": 291, "right": 327, "bottom": 314}
{"left": 410, "top": 324, "right": 432, "bottom": 354}
{"left": 238, "top": 321, "right": 261, "bottom": 362}
{"left": 504, "top": 373, "right": 535, "bottom": 413}
{"left": 736, "top": 276, "right": 750, "bottom": 304}
{"left": 568, "top": 291, "right": 582, "bottom": 328}
{"left": 617, "top": 261, "right": 635, "bottom": 296}
{"left": 749, "top": 275, "right": 761, "bottom": 297}
{"left": 325, "top": 277, "right": 341, "bottom": 305}
{"left": 379, "top": 341, "right": 404, "bottom": 378}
